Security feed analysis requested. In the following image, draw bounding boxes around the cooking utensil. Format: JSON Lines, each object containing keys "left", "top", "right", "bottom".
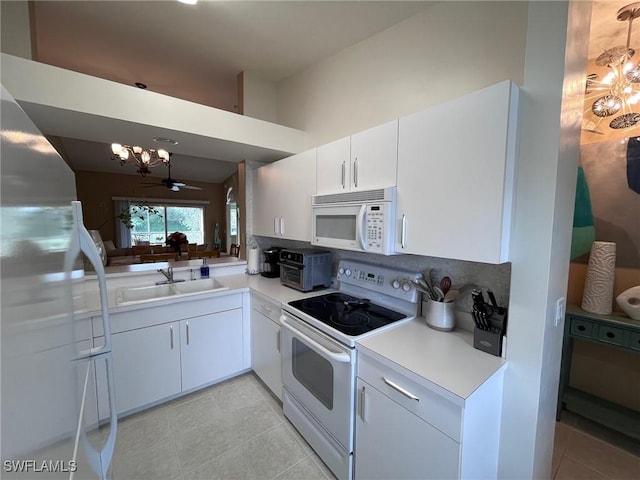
{"left": 443, "top": 289, "right": 459, "bottom": 303}
{"left": 414, "top": 278, "right": 437, "bottom": 301}
{"left": 440, "top": 276, "right": 451, "bottom": 295}
{"left": 410, "top": 279, "right": 431, "bottom": 296}
{"left": 432, "top": 286, "right": 445, "bottom": 302}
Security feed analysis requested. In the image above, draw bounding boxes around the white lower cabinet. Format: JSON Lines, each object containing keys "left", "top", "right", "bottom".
{"left": 181, "top": 310, "right": 244, "bottom": 392}
{"left": 98, "top": 293, "right": 246, "bottom": 417}
{"left": 355, "top": 378, "right": 459, "bottom": 480}
{"left": 355, "top": 350, "right": 503, "bottom": 479}
{"left": 250, "top": 292, "right": 282, "bottom": 400}
{"left": 111, "top": 322, "right": 182, "bottom": 414}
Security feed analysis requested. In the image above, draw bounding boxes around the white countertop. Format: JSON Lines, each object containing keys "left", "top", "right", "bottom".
{"left": 357, "top": 318, "right": 507, "bottom": 402}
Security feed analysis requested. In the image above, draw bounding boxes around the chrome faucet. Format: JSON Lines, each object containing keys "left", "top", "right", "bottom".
{"left": 157, "top": 266, "right": 174, "bottom": 284}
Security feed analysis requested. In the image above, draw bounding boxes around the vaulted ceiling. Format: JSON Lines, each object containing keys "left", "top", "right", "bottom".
{"left": 19, "top": 1, "right": 639, "bottom": 179}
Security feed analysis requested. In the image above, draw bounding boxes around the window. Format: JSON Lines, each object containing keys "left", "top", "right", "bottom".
{"left": 128, "top": 204, "right": 204, "bottom": 246}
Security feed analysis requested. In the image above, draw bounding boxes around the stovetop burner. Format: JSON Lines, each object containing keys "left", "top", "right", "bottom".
{"left": 288, "top": 292, "right": 406, "bottom": 337}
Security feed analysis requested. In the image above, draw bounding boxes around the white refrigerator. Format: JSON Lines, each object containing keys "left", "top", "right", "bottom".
{"left": 0, "top": 85, "right": 117, "bottom": 479}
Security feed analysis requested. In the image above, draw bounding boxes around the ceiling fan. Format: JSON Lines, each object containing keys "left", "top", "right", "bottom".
{"left": 142, "top": 161, "right": 202, "bottom": 192}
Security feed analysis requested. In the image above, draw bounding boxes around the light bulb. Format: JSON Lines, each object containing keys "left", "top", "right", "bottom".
{"left": 133, "top": 146, "right": 143, "bottom": 154}
{"left": 111, "top": 143, "right": 123, "bottom": 155}
{"left": 141, "top": 150, "right": 151, "bottom": 164}
{"left": 158, "top": 149, "right": 169, "bottom": 160}
{"left": 119, "top": 150, "right": 129, "bottom": 160}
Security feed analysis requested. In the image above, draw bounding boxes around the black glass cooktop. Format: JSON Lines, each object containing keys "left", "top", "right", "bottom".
{"left": 288, "top": 292, "right": 406, "bottom": 336}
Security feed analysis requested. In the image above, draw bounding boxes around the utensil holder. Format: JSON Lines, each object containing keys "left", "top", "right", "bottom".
{"left": 423, "top": 299, "right": 455, "bottom": 331}
{"left": 473, "top": 309, "right": 508, "bottom": 357}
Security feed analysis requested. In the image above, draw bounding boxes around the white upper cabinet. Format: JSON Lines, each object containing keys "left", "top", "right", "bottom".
{"left": 254, "top": 148, "right": 317, "bottom": 241}
{"left": 351, "top": 119, "right": 398, "bottom": 192}
{"left": 316, "top": 120, "right": 398, "bottom": 195}
{"left": 395, "top": 81, "right": 519, "bottom": 263}
{"left": 316, "top": 136, "right": 351, "bottom": 195}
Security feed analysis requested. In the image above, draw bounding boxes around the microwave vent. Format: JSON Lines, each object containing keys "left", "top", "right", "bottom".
{"left": 313, "top": 187, "right": 395, "bottom": 205}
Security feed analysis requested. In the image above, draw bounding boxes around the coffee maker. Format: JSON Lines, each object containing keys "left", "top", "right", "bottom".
{"left": 261, "top": 247, "right": 282, "bottom": 278}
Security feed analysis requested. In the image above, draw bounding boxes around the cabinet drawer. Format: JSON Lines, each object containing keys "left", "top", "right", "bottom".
{"left": 570, "top": 318, "right": 594, "bottom": 338}
{"left": 251, "top": 293, "right": 281, "bottom": 324}
{"left": 598, "top": 325, "right": 624, "bottom": 346}
{"left": 358, "top": 353, "right": 461, "bottom": 442}
{"left": 628, "top": 331, "right": 640, "bottom": 352}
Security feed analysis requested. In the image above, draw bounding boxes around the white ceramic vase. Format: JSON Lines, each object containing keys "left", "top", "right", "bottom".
{"left": 615, "top": 286, "right": 640, "bottom": 321}
{"left": 581, "top": 241, "right": 616, "bottom": 315}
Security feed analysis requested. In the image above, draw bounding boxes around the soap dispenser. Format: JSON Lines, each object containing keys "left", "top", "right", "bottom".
{"left": 200, "top": 258, "right": 210, "bottom": 279}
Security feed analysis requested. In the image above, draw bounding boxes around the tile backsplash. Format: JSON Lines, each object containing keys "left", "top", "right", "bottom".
{"left": 252, "top": 235, "right": 511, "bottom": 332}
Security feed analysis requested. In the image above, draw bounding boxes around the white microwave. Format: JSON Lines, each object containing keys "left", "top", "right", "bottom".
{"left": 311, "top": 187, "right": 397, "bottom": 255}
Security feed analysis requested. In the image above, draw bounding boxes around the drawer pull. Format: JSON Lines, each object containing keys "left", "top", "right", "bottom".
{"left": 578, "top": 325, "right": 586, "bottom": 331}
{"left": 262, "top": 304, "right": 273, "bottom": 313}
{"left": 383, "top": 377, "right": 420, "bottom": 401}
{"left": 606, "top": 331, "right": 615, "bottom": 339}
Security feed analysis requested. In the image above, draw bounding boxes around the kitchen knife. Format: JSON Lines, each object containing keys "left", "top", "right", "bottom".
{"left": 487, "top": 289, "right": 498, "bottom": 308}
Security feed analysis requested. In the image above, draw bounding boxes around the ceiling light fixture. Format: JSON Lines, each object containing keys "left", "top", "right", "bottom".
{"left": 177, "top": 0, "right": 198, "bottom": 5}
{"left": 585, "top": 2, "right": 640, "bottom": 131}
{"left": 111, "top": 143, "right": 170, "bottom": 177}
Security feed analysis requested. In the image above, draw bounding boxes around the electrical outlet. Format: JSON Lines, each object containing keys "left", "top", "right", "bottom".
{"left": 555, "top": 297, "right": 566, "bottom": 326}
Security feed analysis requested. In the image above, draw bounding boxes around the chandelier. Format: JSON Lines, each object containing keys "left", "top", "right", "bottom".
{"left": 111, "top": 143, "right": 170, "bottom": 177}
{"left": 585, "top": 2, "right": 640, "bottom": 131}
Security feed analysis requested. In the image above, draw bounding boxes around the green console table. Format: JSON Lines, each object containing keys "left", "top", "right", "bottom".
{"left": 556, "top": 304, "right": 640, "bottom": 440}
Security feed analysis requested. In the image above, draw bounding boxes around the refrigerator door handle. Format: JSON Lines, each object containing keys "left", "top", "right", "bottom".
{"left": 73, "top": 353, "right": 118, "bottom": 480}
{"left": 67, "top": 201, "right": 112, "bottom": 357}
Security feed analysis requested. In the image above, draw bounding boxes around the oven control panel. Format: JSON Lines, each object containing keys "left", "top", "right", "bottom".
{"left": 336, "top": 260, "right": 421, "bottom": 303}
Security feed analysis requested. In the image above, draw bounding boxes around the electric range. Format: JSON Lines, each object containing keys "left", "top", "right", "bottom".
{"left": 280, "top": 260, "right": 422, "bottom": 480}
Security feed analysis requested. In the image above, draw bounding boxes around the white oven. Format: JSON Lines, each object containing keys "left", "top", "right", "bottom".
{"left": 311, "top": 187, "right": 396, "bottom": 255}
{"left": 280, "top": 260, "right": 422, "bottom": 480}
{"left": 280, "top": 312, "right": 356, "bottom": 480}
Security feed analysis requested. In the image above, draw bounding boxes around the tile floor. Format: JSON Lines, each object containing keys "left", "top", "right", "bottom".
{"left": 107, "top": 372, "right": 639, "bottom": 480}
{"left": 108, "top": 372, "right": 335, "bottom": 480}
{"left": 552, "top": 412, "right": 639, "bottom": 480}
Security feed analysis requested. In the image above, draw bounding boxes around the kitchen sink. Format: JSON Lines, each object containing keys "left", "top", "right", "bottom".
{"left": 172, "top": 278, "right": 227, "bottom": 294}
{"left": 115, "top": 278, "right": 228, "bottom": 305}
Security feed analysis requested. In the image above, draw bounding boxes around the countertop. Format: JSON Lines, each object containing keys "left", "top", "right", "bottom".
{"left": 357, "top": 318, "right": 507, "bottom": 404}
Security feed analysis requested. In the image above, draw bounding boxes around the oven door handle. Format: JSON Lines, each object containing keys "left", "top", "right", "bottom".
{"left": 281, "top": 317, "right": 351, "bottom": 363}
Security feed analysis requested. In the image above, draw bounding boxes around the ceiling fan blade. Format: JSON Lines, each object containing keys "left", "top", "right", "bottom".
{"left": 173, "top": 182, "right": 186, "bottom": 187}
{"left": 180, "top": 185, "right": 202, "bottom": 190}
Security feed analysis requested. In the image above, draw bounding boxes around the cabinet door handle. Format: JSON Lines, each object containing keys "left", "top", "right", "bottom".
{"left": 359, "top": 385, "right": 368, "bottom": 422}
{"left": 401, "top": 214, "right": 407, "bottom": 248}
{"left": 170, "top": 325, "right": 174, "bottom": 350}
{"left": 277, "top": 330, "right": 281, "bottom": 353}
{"left": 383, "top": 377, "right": 419, "bottom": 401}
{"left": 280, "top": 217, "right": 285, "bottom": 236}
{"left": 274, "top": 217, "right": 279, "bottom": 235}
{"left": 186, "top": 322, "right": 190, "bottom": 346}
{"left": 353, "top": 158, "right": 359, "bottom": 188}
{"left": 341, "top": 161, "right": 346, "bottom": 189}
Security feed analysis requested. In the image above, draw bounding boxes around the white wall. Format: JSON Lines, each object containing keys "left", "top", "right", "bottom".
{"left": 274, "top": 1, "right": 591, "bottom": 476}
{"left": 0, "top": 0, "right": 32, "bottom": 59}
{"left": 500, "top": 1, "right": 591, "bottom": 478}
{"left": 276, "top": 1, "right": 528, "bottom": 148}
{"left": 241, "top": 70, "right": 278, "bottom": 123}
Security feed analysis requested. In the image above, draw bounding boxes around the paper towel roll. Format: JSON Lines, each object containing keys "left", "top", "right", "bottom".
{"left": 247, "top": 248, "right": 261, "bottom": 275}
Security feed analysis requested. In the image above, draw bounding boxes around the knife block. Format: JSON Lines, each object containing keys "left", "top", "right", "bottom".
{"left": 473, "top": 309, "right": 507, "bottom": 357}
